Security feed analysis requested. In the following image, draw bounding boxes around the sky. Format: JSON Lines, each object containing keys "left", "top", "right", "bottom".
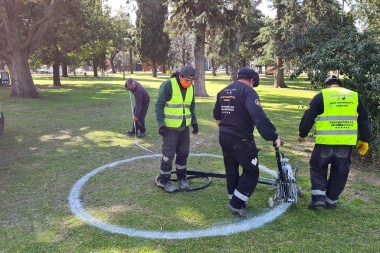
{"left": 105, "top": 0, "right": 276, "bottom": 20}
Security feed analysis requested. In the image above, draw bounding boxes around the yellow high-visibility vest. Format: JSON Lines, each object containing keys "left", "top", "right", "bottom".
{"left": 315, "top": 87, "right": 358, "bottom": 145}
{"left": 164, "top": 78, "right": 193, "bottom": 127}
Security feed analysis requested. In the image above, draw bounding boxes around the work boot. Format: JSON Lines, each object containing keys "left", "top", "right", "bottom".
{"left": 178, "top": 179, "right": 189, "bottom": 189}
{"left": 156, "top": 180, "right": 177, "bottom": 193}
{"left": 324, "top": 202, "right": 337, "bottom": 210}
{"left": 137, "top": 132, "right": 145, "bottom": 138}
{"left": 163, "top": 182, "right": 177, "bottom": 193}
{"left": 308, "top": 200, "right": 325, "bottom": 209}
{"left": 227, "top": 204, "right": 247, "bottom": 218}
{"left": 126, "top": 130, "right": 135, "bottom": 136}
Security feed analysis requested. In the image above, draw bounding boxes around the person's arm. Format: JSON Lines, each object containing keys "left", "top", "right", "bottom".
{"left": 213, "top": 93, "right": 222, "bottom": 127}
{"left": 190, "top": 88, "right": 197, "bottom": 124}
{"left": 155, "top": 80, "right": 172, "bottom": 126}
{"left": 357, "top": 96, "right": 371, "bottom": 142}
{"left": 298, "top": 93, "right": 322, "bottom": 139}
{"left": 245, "top": 90, "right": 278, "bottom": 141}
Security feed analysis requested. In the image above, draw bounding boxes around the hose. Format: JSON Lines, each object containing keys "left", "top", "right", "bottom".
{"left": 127, "top": 93, "right": 276, "bottom": 192}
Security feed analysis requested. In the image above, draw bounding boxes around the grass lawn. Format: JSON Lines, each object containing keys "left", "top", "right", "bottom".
{"left": 0, "top": 71, "right": 379, "bottom": 252}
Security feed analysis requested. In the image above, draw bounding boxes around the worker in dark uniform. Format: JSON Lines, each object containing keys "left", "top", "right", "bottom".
{"left": 155, "top": 66, "right": 198, "bottom": 193}
{"left": 298, "top": 76, "right": 371, "bottom": 209}
{"left": 125, "top": 78, "right": 150, "bottom": 138}
{"left": 213, "top": 67, "right": 281, "bottom": 217}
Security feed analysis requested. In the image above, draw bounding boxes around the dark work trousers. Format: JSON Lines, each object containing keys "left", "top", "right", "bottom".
{"left": 219, "top": 132, "right": 260, "bottom": 209}
{"left": 158, "top": 126, "right": 190, "bottom": 184}
{"left": 309, "top": 144, "right": 352, "bottom": 204}
{"left": 131, "top": 103, "right": 149, "bottom": 134}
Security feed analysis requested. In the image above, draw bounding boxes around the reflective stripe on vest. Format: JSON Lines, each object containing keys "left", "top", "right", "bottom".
{"left": 315, "top": 87, "right": 358, "bottom": 145}
{"left": 164, "top": 78, "right": 193, "bottom": 127}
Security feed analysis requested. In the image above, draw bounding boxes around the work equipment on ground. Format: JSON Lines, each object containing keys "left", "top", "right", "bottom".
{"left": 270, "top": 144, "right": 300, "bottom": 205}
{"left": 154, "top": 143, "right": 301, "bottom": 208}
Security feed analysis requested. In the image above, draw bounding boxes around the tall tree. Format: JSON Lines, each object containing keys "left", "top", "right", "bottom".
{"left": 167, "top": 31, "right": 194, "bottom": 68}
{"left": 0, "top": 0, "right": 57, "bottom": 98}
{"left": 30, "top": 1, "right": 85, "bottom": 86}
{"left": 106, "top": 7, "right": 133, "bottom": 73}
{"left": 74, "top": 0, "right": 115, "bottom": 77}
{"left": 350, "top": 0, "right": 380, "bottom": 36}
{"left": 272, "top": 0, "right": 287, "bottom": 87}
{"left": 168, "top": 0, "right": 218, "bottom": 96}
{"left": 167, "top": 0, "right": 261, "bottom": 96}
{"left": 136, "top": 0, "right": 170, "bottom": 77}
{"left": 266, "top": 0, "right": 341, "bottom": 88}
{"left": 239, "top": 10, "right": 266, "bottom": 68}
{"left": 223, "top": 1, "right": 262, "bottom": 82}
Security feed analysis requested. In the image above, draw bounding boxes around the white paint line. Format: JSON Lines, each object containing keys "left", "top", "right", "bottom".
{"left": 68, "top": 153, "right": 290, "bottom": 239}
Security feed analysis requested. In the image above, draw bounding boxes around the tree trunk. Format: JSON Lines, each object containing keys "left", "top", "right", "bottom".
{"left": 194, "top": 22, "right": 208, "bottom": 97}
{"left": 110, "top": 53, "right": 116, "bottom": 73}
{"left": 152, "top": 61, "right": 157, "bottom": 77}
{"left": 229, "top": 33, "right": 242, "bottom": 82}
{"left": 53, "top": 61, "right": 61, "bottom": 86}
{"left": 0, "top": 60, "right": 5, "bottom": 70}
{"left": 273, "top": 56, "right": 287, "bottom": 88}
{"left": 273, "top": 0, "right": 287, "bottom": 88}
{"left": 129, "top": 48, "right": 134, "bottom": 74}
{"left": 9, "top": 50, "right": 39, "bottom": 98}
{"left": 211, "top": 58, "right": 216, "bottom": 76}
{"left": 62, "top": 64, "right": 68, "bottom": 77}
{"left": 93, "top": 60, "right": 99, "bottom": 78}
{"left": 1, "top": 0, "right": 54, "bottom": 98}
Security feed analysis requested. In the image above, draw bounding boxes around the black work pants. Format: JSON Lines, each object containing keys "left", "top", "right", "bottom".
{"left": 219, "top": 132, "right": 260, "bottom": 209}
{"left": 131, "top": 103, "right": 149, "bottom": 133}
{"left": 158, "top": 126, "right": 190, "bottom": 184}
{"left": 309, "top": 144, "right": 352, "bottom": 203}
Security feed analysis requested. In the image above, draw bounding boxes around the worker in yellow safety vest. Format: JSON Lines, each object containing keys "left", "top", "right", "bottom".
{"left": 298, "top": 76, "right": 371, "bottom": 209}
{"left": 155, "top": 66, "right": 198, "bottom": 193}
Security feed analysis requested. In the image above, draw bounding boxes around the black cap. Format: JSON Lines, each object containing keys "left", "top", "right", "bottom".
{"left": 238, "top": 67, "right": 260, "bottom": 87}
{"left": 324, "top": 75, "right": 342, "bottom": 86}
{"left": 180, "top": 66, "right": 196, "bottom": 78}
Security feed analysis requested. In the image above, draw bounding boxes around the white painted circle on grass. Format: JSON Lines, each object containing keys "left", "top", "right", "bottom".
{"left": 68, "top": 153, "right": 290, "bottom": 239}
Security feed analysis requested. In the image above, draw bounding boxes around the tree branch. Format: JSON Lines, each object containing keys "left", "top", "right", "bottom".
{"left": 23, "top": 3, "right": 56, "bottom": 52}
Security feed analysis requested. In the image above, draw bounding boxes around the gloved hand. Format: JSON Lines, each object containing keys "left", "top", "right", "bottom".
{"left": 191, "top": 123, "right": 198, "bottom": 134}
{"left": 273, "top": 137, "right": 281, "bottom": 148}
{"left": 356, "top": 140, "right": 369, "bottom": 156}
{"left": 158, "top": 126, "right": 169, "bottom": 137}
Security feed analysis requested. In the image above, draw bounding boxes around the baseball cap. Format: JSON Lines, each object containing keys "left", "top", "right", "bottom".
{"left": 180, "top": 65, "right": 196, "bottom": 78}
{"left": 238, "top": 67, "right": 259, "bottom": 87}
{"left": 324, "top": 75, "right": 343, "bottom": 86}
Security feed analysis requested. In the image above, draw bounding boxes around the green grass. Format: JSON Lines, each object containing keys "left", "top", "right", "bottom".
{"left": 1, "top": 72, "right": 379, "bottom": 252}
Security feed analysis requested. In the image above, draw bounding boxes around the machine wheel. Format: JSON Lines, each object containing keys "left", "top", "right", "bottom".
{"left": 268, "top": 197, "right": 274, "bottom": 208}
{"left": 288, "top": 181, "right": 298, "bottom": 203}
{"left": 274, "top": 179, "right": 285, "bottom": 203}
{"left": 297, "top": 187, "right": 303, "bottom": 197}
